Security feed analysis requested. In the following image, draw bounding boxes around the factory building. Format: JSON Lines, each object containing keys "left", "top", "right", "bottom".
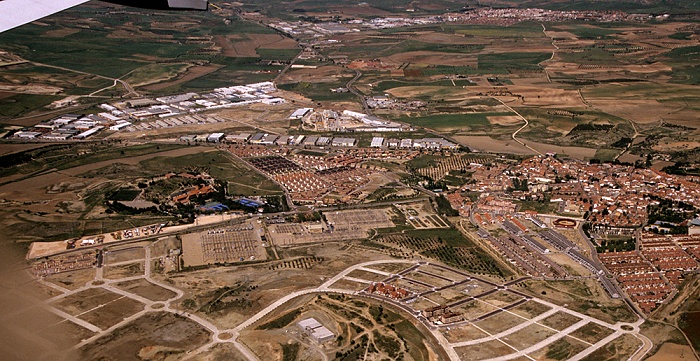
{"left": 297, "top": 318, "right": 335, "bottom": 343}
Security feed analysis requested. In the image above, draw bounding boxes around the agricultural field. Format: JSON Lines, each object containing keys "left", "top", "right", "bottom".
{"left": 407, "top": 153, "right": 492, "bottom": 184}
{"left": 0, "top": 2, "right": 297, "bottom": 120}
{"left": 376, "top": 228, "right": 512, "bottom": 278}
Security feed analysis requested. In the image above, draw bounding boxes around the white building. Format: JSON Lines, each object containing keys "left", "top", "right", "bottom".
{"left": 331, "top": 137, "right": 356, "bottom": 147}
{"left": 207, "top": 133, "right": 225, "bottom": 143}
{"left": 371, "top": 137, "right": 385, "bottom": 148}
{"left": 290, "top": 108, "right": 313, "bottom": 119}
{"left": 297, "top": 318, "right": 335, "bottom": 343}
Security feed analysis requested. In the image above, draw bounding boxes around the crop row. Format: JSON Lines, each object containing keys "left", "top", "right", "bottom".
{"left": 416, "top": 156, "right": 483, "bottom": 181}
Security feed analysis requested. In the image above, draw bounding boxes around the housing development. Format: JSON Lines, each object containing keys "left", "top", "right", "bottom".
{"left": 0, "top": 1, "right": 699, "bottom": 361}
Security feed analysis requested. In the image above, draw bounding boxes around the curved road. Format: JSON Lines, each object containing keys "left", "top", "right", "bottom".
{"left": 490, "top": 96, "right": 542, "bottom": 155}
{"left": 40, "top": 252, "right": 653, "bottom": 361}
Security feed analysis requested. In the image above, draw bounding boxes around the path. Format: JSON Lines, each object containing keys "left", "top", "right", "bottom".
{"left": 491, "top": 96, "right": 542, "bottom": 155}
{"left": 538, "top": 23, "right": 559, "bottom": 83}
{"left": 31, "top": 61, "right": 139, "bottom": 97}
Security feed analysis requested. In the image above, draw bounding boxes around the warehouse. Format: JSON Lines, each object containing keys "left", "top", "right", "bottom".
{"left": 331, "top": 137, "right": 356, "bottom": 147}
{"left": 297, "top": 318, "right": 335, "bottom": 343}
{"left": 316, "top": 136, "right": 331, "bottom": 146}
{"left": 226, "top": 132, "right": 251, "bottom": 143}
{"left": 303, "top": 136, "right": 319, "bottom": 146}
{"left": 289, "top": 107, "right": 313, "bottom": 119}
{"left": 207, "top": 133, "right": 225, "bottom": 143}
{"left": 371, "top": 137, "right": 385, "bottom": 148}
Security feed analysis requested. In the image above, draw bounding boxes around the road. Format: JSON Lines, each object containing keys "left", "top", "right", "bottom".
{"left": 273, "top": 48, "right": 303, "bottom": 83}
{"left": 346, "top": 70, "right": 369, "bottom": 113}
{"left": 31, "top": 61, "right": 139, "bottom": 98}
{"left": 539, "top": 23, "right": 560, "bottom": 83}
{"left": 40, "top": 249, "right": 652, "bottom": 361}
{"left": 490, "top": 96, "right": 542, "bottom": 155}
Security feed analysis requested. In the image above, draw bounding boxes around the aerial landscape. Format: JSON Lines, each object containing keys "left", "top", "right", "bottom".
{"left": 0, "top": 0, "right": 699, "bottom": 360}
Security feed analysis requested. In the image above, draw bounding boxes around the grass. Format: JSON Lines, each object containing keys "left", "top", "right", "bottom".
{"left": 545, "top": 338, "right": 587, "bottom": 360}
{"left": 256, "top": 48, "right": 300, "bottom": 61}
{"left": 372, "top": 78, "right": 474, "bottom": 93}
{"left": 0, "top": 6, "right": 286, "bottom": 94}
{"left": 108, "top": 189, "right": 141, "bottom": 202}
{"left": 477, "top": 52, "right": 550, "bottom": 74}
{"left": 513, "top": 279, "right": 637, "bottom": 324}
{"left": 378, "top": 40, "right": 485, "bottom": 57}
{"left": 593, "top": 148, "right": 620, "bottom": 162}
{"left": 669, "top": 32, "right": 693, "bottom": 40}
{"left": 560, "top": 24, "right": 624, "bottom": 40}
{"left": 394, "top": 320, "right": 430, "bottom": 361}
{"left": 398, "top": 113, "right": 510, "bottom": 131}
{"left": 0, "top": 143, "right": 184, "bottom": 180}
{"left": 138, "top": 151, "right": 284, "bottom": 196}
{"left": 407, "top": 154, "right": 443, "bottom": 169}
{"left": 535, "top": 1, "right": 700, "bottom": 14}
{"left": 281, "top": 343, "right": 300, "bottom": 361}
{"left": 516, "top": 200, "right": 556, "bottom": 214}
{"left": 123, "top": 63, "right": 191, "bottom": 87}
{"left": 442, "top": 22, "right": 546, "bottom": 38}
{"left": 257, "top": 308, "right": 301, "bottom": 330}
{"left": 0, "top": 94, "right": 63, "bottom": 118}
{"left": 278, "top": 78, "right": 357, "bottom": 102}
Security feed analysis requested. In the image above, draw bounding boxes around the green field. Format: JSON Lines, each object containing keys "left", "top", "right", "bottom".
{"left": 0, "top": 94, "right": 63, "bottom": 118}
{"left": 441, "top": 22, "right": 546, "bottom": 38}
{"left": 0, "top": 3, "right": 283, "bottom": 96}
{"left": 135, "top": 151, "right": 284, "bottom": 196}
{"left": 377, "top": 228, "right": 512, "bottom": 278}
{"left": 0, "top": 143, "right": 184, "bottom": 181}
{"left": 398, "top": 112, "right": 511, "bottom": 131}
{"left": 123, "top": 63, "right": 192, "bottom": 87}
{"left": 477, "top": 52, "right": 550, "bottom": 74}
{"left": 256, "top": 48, "right": 300, "bottom": 61}
{"left": 278, "top": 78, "right": 357, "bottom": 102}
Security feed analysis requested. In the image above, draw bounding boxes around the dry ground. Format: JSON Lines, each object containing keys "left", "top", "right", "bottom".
{"left": 79, "top": 312, "right": 211, "bottom": 361}
{"left": 647, "top": 343, "right": 698, "bottom": 361}
{"left": 142, "top": 64, "right": 224, "bottom": 91}
{"left": 114, "top": 279, "right": 177, "bottom": 302}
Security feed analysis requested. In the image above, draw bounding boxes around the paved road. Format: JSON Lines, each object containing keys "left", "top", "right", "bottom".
{"left": 346, "top": 70, "right": 369, "bottom": 113}
{"left": 40, "top": 250, "right": 652, "bottom": 361}
{"left": 450, "top": 308, "right": 559, "bottom": 347}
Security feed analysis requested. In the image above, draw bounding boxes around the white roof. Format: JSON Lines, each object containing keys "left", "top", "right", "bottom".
{"left": 311, "top": 326, "right": 334, "bottom": 339}
{"left": 297, "top": 318, "right": 322, "bottom": 330}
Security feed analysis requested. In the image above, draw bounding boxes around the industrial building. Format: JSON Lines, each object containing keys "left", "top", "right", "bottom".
{"left": 289, "top": 107, "right": 313, "bottom": 119}
{"left": 331, "top": 137, "right": 356, "bottom": 147}
{"left": 297, "top": 318, "right": 335, "bottom": 343}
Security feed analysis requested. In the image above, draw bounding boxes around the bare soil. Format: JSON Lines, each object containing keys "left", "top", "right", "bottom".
{"left": 79, "top": 312, "right": 211, "bottom": 360}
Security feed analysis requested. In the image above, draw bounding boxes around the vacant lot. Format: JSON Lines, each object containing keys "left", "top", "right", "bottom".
{"left": 79, "top": 312, "right": 211, "bottom": 360}
{"left": 54, "top": 288, "right": 121, "bottom": 316}
{"left": 79, "top": 296, "right": 144, "bottom": 330}
{"left": 114, "top": 279, "right": 177, "bottom": 302}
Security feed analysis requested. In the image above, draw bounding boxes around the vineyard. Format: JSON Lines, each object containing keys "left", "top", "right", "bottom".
{"left": 377, "top": 230, "right": 509, "bottom": 278}
{"left": 268, "top": 256, "right": 323, "bottom": 270}
{"left": 412, "top": 155, "right": 487, "bottom": 182}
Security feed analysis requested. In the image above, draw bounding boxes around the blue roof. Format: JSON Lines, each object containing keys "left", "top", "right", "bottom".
{"left": 238, "top": 198, "right": 263, "bottom": 207}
